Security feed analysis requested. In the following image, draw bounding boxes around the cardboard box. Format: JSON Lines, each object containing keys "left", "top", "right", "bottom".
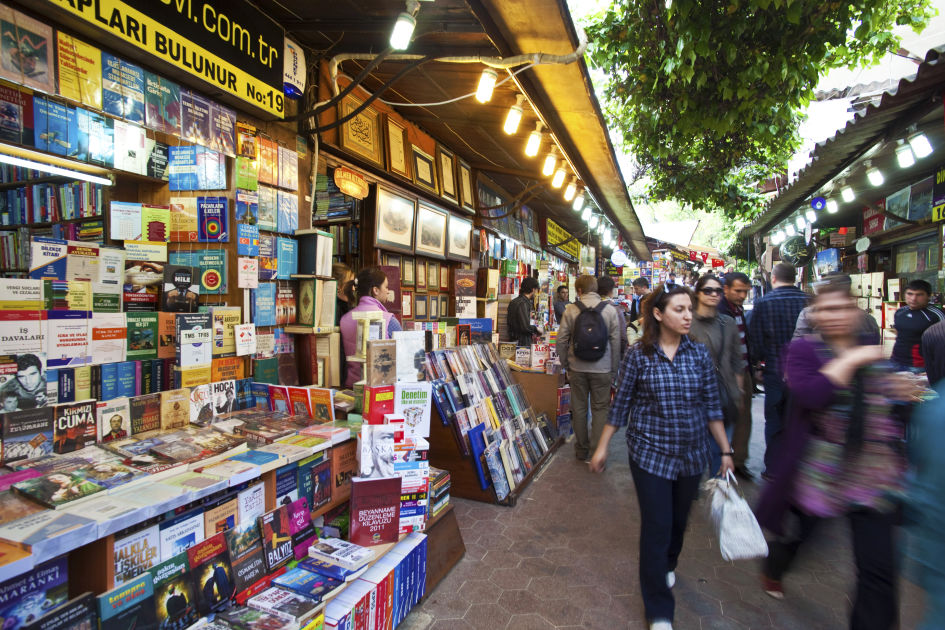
{"left": 871, "top": 272, "right": 885, "bottom": 298}
{"left": 883, "top": 302, "right": 903, "bottom": 330}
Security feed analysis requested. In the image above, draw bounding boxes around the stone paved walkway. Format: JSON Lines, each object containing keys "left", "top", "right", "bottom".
{"left": 402, "top": 395, "right": 925, "bottom": 629}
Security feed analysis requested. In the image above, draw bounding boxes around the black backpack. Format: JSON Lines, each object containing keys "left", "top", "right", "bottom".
{"left": 572, "top": 301, "right": 610, "bottom": 361}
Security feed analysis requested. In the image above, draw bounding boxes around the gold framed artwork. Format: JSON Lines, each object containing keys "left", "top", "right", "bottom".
{"left": 446, "top": 213, "right": 473, "bottom": 262}
{"left": 416, "top": 257, "right": 427, "bottom": 290}
{"left": 436, "top": 145, "right": 457, "bottom": 203}
{"left": 412, "top": 145, "right": 438, "bottom": 194}
{"left": 439, "top": 264, "right": 449, "bottom": 291}
{"left": 402, "top": 290, "right": 413, "bottom": 318}
{"left": 429, "top": 292, "right": 439, "bottom": 319}
{"left": 428, "top": 261, "right": 440, "bottom": 290}
{"left": 383, "top": 252, "right": 401, "bottom": 268}
{"left": 401, "top": 257, "right": 415, "bottom": 287}
{"left": 338, "top": 94, "right": 384, "bottom": 167}
{"left": 385, "top": 115, "right": 410, "bottom": 179}
{"left": 374, "top": 186, "right": 416, "bottom": 255}
{"left": 439, "top": 294, "right": 448, "bottom": 317}
{"left": 458, "top": 161, "right": 476, "bottom": 213}
{"left": 415, "top": 203, "right": 449, "bottom": 259}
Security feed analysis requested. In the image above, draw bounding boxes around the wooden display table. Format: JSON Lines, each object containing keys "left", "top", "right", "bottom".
{"left": 512, "top": 370, "right": 564, "bottom": 431}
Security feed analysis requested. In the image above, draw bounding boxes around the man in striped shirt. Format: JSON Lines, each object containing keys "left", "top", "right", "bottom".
{"left": 921, "top": 319, "right": 945, "bottom": 387}
{"left": 892, "top": 279, "right": 945, "bottom": 371}
{"left": 718, "top": 271, "right": 752, "bottom": 478}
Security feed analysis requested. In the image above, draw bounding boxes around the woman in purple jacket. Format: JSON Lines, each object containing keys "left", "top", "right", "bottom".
{"left": 756, "top": 276, "right": 912, "bottom": 630}
{"left": 339, "top": 267, "right": 402, "bottom": 387}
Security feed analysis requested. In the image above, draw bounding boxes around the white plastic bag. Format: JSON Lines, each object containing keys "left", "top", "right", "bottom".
{"left": 703, "top": 471, "right": 769, "bottom": 562}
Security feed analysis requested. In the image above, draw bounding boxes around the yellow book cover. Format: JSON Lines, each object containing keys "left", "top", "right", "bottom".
{"left": 56, "top": 33, "right": 102, "bottom": 109}
{"left": 169, "top": 197, "right": 199, "bottom": 242}
{"left": 211, "top": 357, "right": 245, "bottom": 382}
{"left": 178, "top": 365, "right": 211, "bottom": 388}
{"left": 211, "top": 306, "right": 241, "bottom": 356}
{"left": 157, "top": 312, "right": 176, "bottom": 360}
{"left": 140, "top": 204, "right": 171, "bottom": 243}
{"left": 484, "top": 397, "right": 500, "bottom": 430}
{"left": 74, "top": 365, "right": 91, "bottom": 400}
{"left": 160, "top": 388, "right": 190, "bottom": 430}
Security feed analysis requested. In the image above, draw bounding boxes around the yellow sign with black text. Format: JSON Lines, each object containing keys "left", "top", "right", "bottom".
{"left": 46, "top": 0, "right": 286, "bottom": 117}
{"left": 545, "top": 218, "right": 580, "bottom": 261}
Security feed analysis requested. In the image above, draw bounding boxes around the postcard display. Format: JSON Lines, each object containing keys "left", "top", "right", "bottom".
{"left": 0, "top": 3, "right": 465, "bottom": 628}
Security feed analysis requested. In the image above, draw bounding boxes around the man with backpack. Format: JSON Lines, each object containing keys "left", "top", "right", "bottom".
{"left": 556, "top": 275, "right": 623, "bottom": 461}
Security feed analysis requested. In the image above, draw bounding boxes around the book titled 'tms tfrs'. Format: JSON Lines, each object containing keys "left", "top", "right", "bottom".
{"left": 349, "top": 476, "right": 401, "bottom": 547}
{"left": 186, "top": 532, "right": 233, "bottom": 616}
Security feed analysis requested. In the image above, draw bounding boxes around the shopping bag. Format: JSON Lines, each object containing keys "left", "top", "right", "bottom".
{"left": 703, "top": 471, "right": 768, "bottom": 561}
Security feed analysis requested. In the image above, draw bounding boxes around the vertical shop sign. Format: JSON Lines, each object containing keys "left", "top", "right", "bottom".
{"left": 932, "top": 164, "right": 945, "bottom": 223}
{"left": 43, "top": 0, "right": 286, "bottom": 117}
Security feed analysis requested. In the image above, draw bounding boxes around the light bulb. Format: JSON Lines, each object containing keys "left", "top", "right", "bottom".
{"left": 581, "top": 207, "right": 592, "bottom": 222}
{"left": 525, "top": 125, "right": 542, "bottom": 157}
{"left": 826, "top": 199, "right": 839, "bottom": 214}
{"left": 589, "top": 214, "right": 600, "bottom": 229}
{"left": 503, "top": 98, "right": 523, "bottom": 135}
{"left": 563, "top": 178, "right": 577, "bottom": 202}
{"left": 776, "top": 230, "right": 786, "bottom": 243}
{"left": 572, "top": 193, "right": 584, "bottom": 211}
{"left": 542, "top": 151, "right": 557, "bottom": 177}
{"left": 389, "top": 12, "right": 416, "bottom": 50}
{"left": 476, "top": 68, "right": 497, "bottom": 103}
{"left": 806, "top": 209, "right": 817, "bottom": 223}
{"left": 841, "top": 186, "right": 855, "bottom": 203}
{"left": 908, "top": 131, "right": 933, "bottom": 158}
{"left": 796, "top": 216, "right": 806, "bottom": 230}
{"left": 895, "top": 142, "right": 915, "bottom": 169}
{"left": 867, "top": 166, "right": 884, "bottom": 186}
{"left": 551, "top": 167, "right": 566, "bottom": 188}
{"left": 786, "top": 224, "right": 796, "bottom": 237}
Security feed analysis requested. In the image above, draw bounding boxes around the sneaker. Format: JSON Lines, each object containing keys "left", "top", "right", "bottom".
{"left": 761, "top": 574, "right": 784, "bottom": 600}
{"left": 649, "top": 621, "right": 673, "bottom": 630}
{"left": 666, "top": 571, "right": 676, "bottom": 588}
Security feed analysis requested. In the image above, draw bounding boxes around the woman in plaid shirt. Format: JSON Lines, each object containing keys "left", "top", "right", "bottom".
{"left": 590, "top": 285, "right": 734, "bottom": 630}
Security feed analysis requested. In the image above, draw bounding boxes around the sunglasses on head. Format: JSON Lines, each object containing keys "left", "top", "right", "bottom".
{"left": 699, "top": 287, "right": 723, "bottom": 295}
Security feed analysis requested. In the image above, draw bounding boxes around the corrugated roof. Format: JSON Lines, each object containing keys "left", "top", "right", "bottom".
{"left": 743, "top": 46, "right": 945, "bottom": 238}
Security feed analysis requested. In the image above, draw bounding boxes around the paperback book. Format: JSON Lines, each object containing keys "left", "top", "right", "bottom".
{"left": 97, "top": 572, "right": 157, "bottom": 630}
{"left": 149, "top": 552, "right": 198, "bottom": 630}
{"left": 258, "top": 505, "right": 293, "bottom": 572}
{"left": 113, "top": 523, "right": 160, "bottom": 585}
{"left": 186, "top": 532, "right": 234, "bottom": 615}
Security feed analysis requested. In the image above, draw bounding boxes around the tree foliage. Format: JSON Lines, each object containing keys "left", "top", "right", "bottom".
{"left": 585, "top": 0, "right": 934, "bottom": 222}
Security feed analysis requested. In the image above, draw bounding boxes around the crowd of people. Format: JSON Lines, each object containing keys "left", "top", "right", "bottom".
{"left": 519, "top": 264, "right": 944, "bottom": 630}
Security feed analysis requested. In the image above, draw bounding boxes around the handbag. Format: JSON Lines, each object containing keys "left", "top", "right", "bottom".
{"left": 704, "top": 471, "right": 769, "bottom": 561}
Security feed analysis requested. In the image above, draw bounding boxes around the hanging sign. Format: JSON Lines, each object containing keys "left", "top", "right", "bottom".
{"left": 933, "top": 164, "right": 945, "bottom": 222}
{"left": 543, "top": 218, "right": 580, "bottom": 262}
{"left": 44, "top": 0, "right": 286, "bottom": 117}
{"left": 334, "top": 167, "right": 369, "bottom": 199}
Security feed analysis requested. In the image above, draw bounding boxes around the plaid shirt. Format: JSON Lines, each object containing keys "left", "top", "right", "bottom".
{"left": 747, "top": 286, "right": 809, "bottom": 374}
{"left": 607, "top": 336, "right": 723, "bottom": 479}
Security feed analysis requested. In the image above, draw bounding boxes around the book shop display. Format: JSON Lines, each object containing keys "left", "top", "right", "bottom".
{"left": 0, "top": 0, "right": 643, "bottom": 628}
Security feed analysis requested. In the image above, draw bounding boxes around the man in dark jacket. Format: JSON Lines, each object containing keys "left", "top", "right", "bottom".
{"left": 508, "top": 277, "right": 541, "bottom": 346}
{"left": 718, "top": 271, "right": 753, "bottom": 478}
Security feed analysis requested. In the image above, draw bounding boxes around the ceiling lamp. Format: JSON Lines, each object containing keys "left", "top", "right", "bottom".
{"left": 589, "top": 214, "right": 600, "bottom": 229}
{"left": 581, "top": 206, "right": 592, "bottom": 222}
{"left": 805, "top": 209, "right": 817, "bottom": 223}
{"left": 841, "top": 185, "right": 855, "bottom": 203}
{"left": 865, "top": 160, "right": 884, "bottom": 186}
{"left": 895, "top": 140, "right": 915, "bottom": 169}
{"left": 572, "top": 191, "right": 584, "bottom": 211}
{"left": 0, "top": 150, "right": 112, "bottom": 186}
{"left": 551, "top": 166, "right": 566, "bottom": 188}
{"left": 795, "top": 216, "right": 806, "bottom": 230}
{"left": 503, "top": 95, "right": 525, "bottom": 135}
{"left": 826, "top": 199, "right": 839, "bottom": 214}
{"left": 775, "top": 230, "right": 786, "bottom": 244}
{"left": 785, "top": 224, "right": 796, "bottom": 237}
{"left": 908, "top": 130, "right": 933, "bottom": 158}
{"left": 524, "top": 122, "right": 543, "bottom": 157}
{"left": 475, "top": 68, "right": 498, "bottom": 103}
{"left": 389, "top": 4, "right": 418, "bottom": 50}
{"left": 563, "top": 177, "right": 577, "bottom": 202}
{"left": 542, "top": 146, "right": 558, "bottom": 177}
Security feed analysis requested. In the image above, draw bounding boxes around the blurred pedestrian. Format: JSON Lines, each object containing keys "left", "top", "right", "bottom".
{"left": 597, "top": 275, "right": 628, "bottom": 357}
{"left": 756, "top": 276, "right": 911, "bottom": 629}
{"left": 920, "top": 319, "right": 945, "bottom": 387}
{"left": 718, "top": 271, "right": 753, "bottom": 477}
{"left": 590, "top": 285, "right": 734, "bottom": 630}
{"left": 793, "top": 274, "right": 879, "bottom": 342}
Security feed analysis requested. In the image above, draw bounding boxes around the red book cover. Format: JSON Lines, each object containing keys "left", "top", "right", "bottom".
{"left": 362, "top": 385, "right": 394, "bottom": 424}
{"left": 307, "top": 388, "right": 334, "bottom": 424}
{"left": 286, "top": 387, "right": 313, "bottom": 419}
{"left": 52, "top": 400, "right": 97, "bottom": 454}
{"left": 287, "top": 497, "right": 317, "bottom": 560}
{"left": 258, "top": 505, "right": 294, "bottom": 572}
{"left": 268, "top": 385, "right": 290, "bottom": 413}
{"left": 349, "top": 476, "right": 401, "bottom": 547}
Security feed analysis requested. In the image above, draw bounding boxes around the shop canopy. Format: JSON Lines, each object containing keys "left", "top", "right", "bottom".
{"left": 742, "top": 46, "right": 945, "bottom": 240}
{"left": 259, "top": 0, "right": 649, "bottom": 261}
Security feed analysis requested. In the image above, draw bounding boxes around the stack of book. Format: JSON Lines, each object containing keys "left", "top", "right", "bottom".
{"left": 429, "top": 467, "right": 450, "bottom": 519}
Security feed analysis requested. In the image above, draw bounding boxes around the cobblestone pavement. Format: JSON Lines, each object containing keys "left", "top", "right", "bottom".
{"left": 402, "top": 394, "right": 925, "bottom": 629}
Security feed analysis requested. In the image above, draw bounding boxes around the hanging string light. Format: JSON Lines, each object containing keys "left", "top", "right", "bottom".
{"left": 503, "top": 95, "right": 525, "bottom": 135}
{"left": 524, "top": 122, "right": 543, "bottom": 157}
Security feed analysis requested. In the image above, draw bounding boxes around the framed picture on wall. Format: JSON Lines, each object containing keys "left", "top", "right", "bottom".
{"left": 458, "top": 161, "right": 475, "bottom": 213}
{"left": 416, "top": 257, "right": 427, "bottom": 290}
{"left": 338, "top": 94, "right": 384, "bottom": 168}
{"left": 428, "top": 261, "right": 439, "bottom": 291}
{"left": 385, "top": 115, "right": 411, "bottom": 179}
{"left": 402, "top": 290, "right": 413, "bottom": 319}
{"left": 401, "top": 257, "right": 415, "bottom": 287}
{"left": 383, "top": 252, "right": 402, "bottom": 268}
{"left": 415, "top": 203, "right": 448, "bottom": 259}
{"left": 446, "top": 213, "right": 473, "bottom": 262}
{"left": 439, "top": 294, "right": 448, "bottom": 317}
{"left": 439, "top": 264, "right": 449, "bottom": 290}
{"left": 436, "top": 145, "right": 457, "bottom": 203}
{"left": 411, "top": 146, "right": 438, "bottom": 194}
{"left": 374, "top": 186, "right": 416, "bottom": 254}
{"left": 429, "top": 293, "right": 439, "bottom": 320}
{"left": 414, "top": 294, "right": 428, "bottom": 321}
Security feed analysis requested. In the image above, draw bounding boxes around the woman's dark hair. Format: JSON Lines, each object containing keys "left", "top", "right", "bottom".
{"left": 694, "top": 274, "right": 722, "bottom": 297}
{"left": 637, "top": 285, "right": 694, "bottom": 355}
{"left": 355, "top": 267, "right": 388, "bottom": 300}
{"left": 333, "top": 262, "right": 356, "bottom": 304}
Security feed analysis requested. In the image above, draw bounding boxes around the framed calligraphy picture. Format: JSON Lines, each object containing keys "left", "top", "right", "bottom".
{"left": 412, "top": 145, "right": 438, "bottom": 194}
{"left": 436, "top": 145, "right": 457, "bottom": 203}
{"left": 338, "top": 94, "right": 384, "bottom": 168}
{"left": 385, "top": 115, "right": 410, "bottom": 179}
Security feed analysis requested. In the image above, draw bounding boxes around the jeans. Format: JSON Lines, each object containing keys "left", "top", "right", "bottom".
{"left": 762, "top": 371, "right": 787, "bottom": 474}
{"left": 630, "top": 459, "right": 702, "bottom": 622}
{"left": 732, "top": 375, "right": 753, "bottom": 468}
{"left": 766, "top": 508, "right": 898, "bottom": 630}
{"left": 568, "top": 371, "right": 612, "bottom": 459}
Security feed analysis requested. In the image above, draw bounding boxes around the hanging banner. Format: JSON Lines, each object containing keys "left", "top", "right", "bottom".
{"left": 543, "top": 218, "right": 580, "bottom": 262}
{"left": 933, "top": 163, "right": 945, "bottom": 223}
{"left": 43, "top": 0, "right": 286, "bottom": 117}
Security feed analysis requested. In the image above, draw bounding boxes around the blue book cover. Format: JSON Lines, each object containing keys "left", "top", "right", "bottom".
{"left": 29, "top": 236, "right": 68, "bottom": 279}
{"left": 234, "top": 378, "right": 254, "bottom": 410}
{"left": 228, "top": 450, "right": 280, "bottom": 466}
{"left": 101, "top": 362, "right": 119, "bottom": 400}
{"left": 197, "top": 196, "right": 228, "bottom": 243}
{"left": 271, "top": 568, "right": 343, "bottom": 603}
{"left": 235, "top": 190, "right": 258, "bottom": 224}
{"left": 169, "top": 249, "right": 227, "bottom": 295}
{"left": 65, "top": 106, "right": 78, "bottom": 160}
{"left": 298, "top": 557, "right": 361, "bottom": 582}
{"left": 253, "top": 283, "right": 277, "bottom": 327}
{"left": 237, "top": 224, "right": 259, "bottom": 257}
{"left": 120, "top": 59, "right": 145, "bottom": 124}
{"left": 33, "top": 95, "right": 50, "bottom": 151}
{"left": 276, "top": 190, "right": 298, "bottom": 234}
{"left": 117, "top": 361, "right": 136, "bottom": 398}
{"left": 195, "top": 146, "right": 225, "bottom": 190}
{"left": 44, "top": 100, "right": 71, "bottom": 157}
{"left": 251, "top": 382, "right": 270, "bottom": 409}
{"left": 97, "top": 569, "right": 156, "bottom": 630}
{"left": 57, "top": 368, "right": 75, "bottom": 403}
{"left": 74, "top": 107, "right": 91, "bottom": 163}
{"left": 101, "top": 52, "right": 123, "bottom": 118}
{"left": 0, "top": 557, "right": 69, "bottom": 630}
{"left": 168, "top": 145, "right": 198, "bottom": 191}
{"left": 275, "top": 237, "right": 298, "bottom": 278}
{"left": 92, "top": 114, "right": 114, "bottom": 168}
{"left": 274, "top": 462, "right": 298, "bottom": 504}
